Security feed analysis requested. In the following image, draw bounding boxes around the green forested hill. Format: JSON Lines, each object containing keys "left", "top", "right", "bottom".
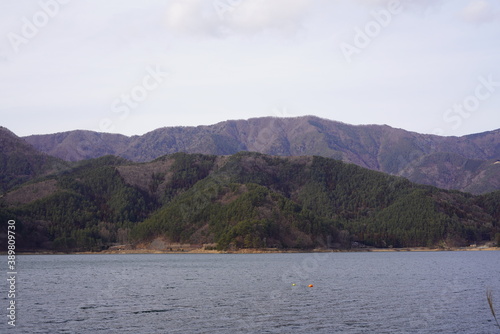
{"left": 0, "top": 126, "right": 69, "bottom": 193}
{"left": 1, "top": 152, "right": 499, "bottom": 251}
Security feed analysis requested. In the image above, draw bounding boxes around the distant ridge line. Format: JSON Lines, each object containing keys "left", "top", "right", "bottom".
{"left": 12, "top": 115, "right": 500, "bottom": 194}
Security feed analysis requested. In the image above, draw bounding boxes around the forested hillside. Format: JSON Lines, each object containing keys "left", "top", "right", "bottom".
{"left": 1, "top": 152, "right": 498, "bottom": 252}
{"left": 0, "top": 126, "right": 68, "bottom": 193}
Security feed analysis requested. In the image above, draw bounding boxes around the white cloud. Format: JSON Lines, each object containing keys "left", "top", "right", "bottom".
{"left": 164, "top": 0, "right": 219, "bottom": 36}
{"left": 460, "top": 0, "right": 500, "bottom": 23}
{"left": 225, "top": 0, "right": 313, "bottom": 33}
{"left": 353, "top": 0, "right": 444, "bottom": 11}
{"left": 163, "top": 0, "right": 314, "bottom": 37}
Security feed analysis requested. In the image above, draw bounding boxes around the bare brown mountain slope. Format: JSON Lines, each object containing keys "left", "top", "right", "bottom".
{"left": 21, "top": 116, "right": 500, "bottom": 194}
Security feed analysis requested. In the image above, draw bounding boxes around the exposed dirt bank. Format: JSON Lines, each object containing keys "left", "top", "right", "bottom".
{"left": 12, "top": 245, "right": 499, "bottom": 255}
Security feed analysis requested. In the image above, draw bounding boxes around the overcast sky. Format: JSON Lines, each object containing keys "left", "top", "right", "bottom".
{"left": 1, "top": 0, "right": 499, "bottom": 137}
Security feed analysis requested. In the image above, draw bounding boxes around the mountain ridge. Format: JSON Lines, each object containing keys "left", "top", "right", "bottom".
{"left": 16, "top": 116, "right": 500, "bottom": 194}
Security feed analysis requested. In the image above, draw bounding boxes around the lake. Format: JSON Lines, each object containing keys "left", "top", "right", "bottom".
{"left": 2, "top": 251, "right": 500, "bottom": 333}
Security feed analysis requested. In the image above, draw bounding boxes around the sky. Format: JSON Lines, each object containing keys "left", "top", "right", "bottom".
{"left": 1, "top": 0, "right": 499, "bottom": 138}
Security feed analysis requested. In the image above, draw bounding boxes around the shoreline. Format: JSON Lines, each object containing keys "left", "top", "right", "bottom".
{"left": 10, "top": 245, "right": 500, "bottom": 256}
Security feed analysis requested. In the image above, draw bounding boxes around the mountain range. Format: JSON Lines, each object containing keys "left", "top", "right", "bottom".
{"left": 22, "top": 116, "right": 500, "bottom": 194}
{"left": 0, "top": 117, "right": 500, "bottom": 252}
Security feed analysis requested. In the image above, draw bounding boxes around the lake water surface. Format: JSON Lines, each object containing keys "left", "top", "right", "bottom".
{"left": 2, "top": 251, "right": 500, "bottom": 333}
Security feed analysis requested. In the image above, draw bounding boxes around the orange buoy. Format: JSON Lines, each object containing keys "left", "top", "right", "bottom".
{"left": 308, "top": 284, "right": 314, "bottom": 288}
